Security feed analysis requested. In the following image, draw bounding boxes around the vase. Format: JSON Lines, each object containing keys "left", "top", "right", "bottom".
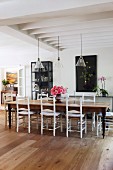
{"left": 102, "top": 93, "right": 106, "bottom": 97}
{"left": 3, "top": 85, "right": 7, "bottom": 91}
{"left": 56, "top": 94, "right": 62, "bottom": 103}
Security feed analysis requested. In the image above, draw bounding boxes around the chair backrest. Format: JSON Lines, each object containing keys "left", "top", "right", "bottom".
{"left": 3, "top": 92, "right": 13, "bottom": 102}
{"left": 66, "top": 94, "right": 83, "bottom": 117}
{"left": 3, "top": 92, "right": 13, "bottom": 110}
{"left": 16, "top": 96, "right": 30, "bottom": 114}
{"left": 41, "top": 95, "right": 56, "bottom": 114}
{"left": 82, "top": 93, "right": 96, "bottom": 103}
{"left": 37, "top": 92, "right": 48, "bottom": 99}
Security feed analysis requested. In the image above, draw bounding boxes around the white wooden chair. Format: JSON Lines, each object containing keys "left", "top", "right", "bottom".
{"left": 37, "top": 92, "right": 48, "bottom": 99}
{"left": 97, "top": 112, "right": 113, "bottom": 136}
{"left": 82, "top": 93, "right": 96, "bottom": 131}
{"left": 16, "top": 96, "right": 37, "bottom": 133}
{"left": 36, "top": 92, "right": 48, "bottom": 129}
{"left": 40, "top": 95, "right": 61, "bottom": 136}
{"left": 3, "top": 92, "right": 16, "bottom": 127}
{"left": 66, "top": 95, "right": 87, "bottom": 138}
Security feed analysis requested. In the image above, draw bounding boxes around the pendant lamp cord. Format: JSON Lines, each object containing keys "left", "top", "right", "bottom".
{"left": 81, "top": 34, "right": 82, "bottom": 57}
{"left": 58, "top": 36, "right": 60, "bottom": 61}
{"left": 38, "top": 38, "right": 39, "bottom": 60}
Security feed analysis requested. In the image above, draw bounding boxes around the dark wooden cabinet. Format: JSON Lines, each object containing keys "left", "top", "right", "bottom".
{"left": 31, "top": 61, "right": 53, "bottom": 100}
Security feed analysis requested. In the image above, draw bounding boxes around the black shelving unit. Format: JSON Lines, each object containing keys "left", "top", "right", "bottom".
{"left": 31, "top": 61, "right": 53, "bottom": 100}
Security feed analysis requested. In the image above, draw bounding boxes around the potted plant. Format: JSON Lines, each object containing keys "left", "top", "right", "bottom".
{"left": 93, "top": 85, "right": 99, "bottom": 96}
{"left": 100, "top": 89, "right": 108, "bottom": 97}
{"left": 93, "top": 86, "right": 108, "bottom": 97}
{"left": 2, "top": 79, "right": 9, "bottom": 90}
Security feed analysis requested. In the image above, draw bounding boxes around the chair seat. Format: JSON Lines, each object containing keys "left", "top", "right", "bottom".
{"left": 41, "top": 111, "right": 60, "bottom": 117}
{"left": 68, "top": 110, "right": 80, "bottom": 114}
{"left": 106, "top": 112, "right": 113, "bottom": 117}
{"left": 18, "top": 108, "right": 28, "bottom": 111}
{"left": 98, "top": 112, "right": 113, "bottom": 117}
{"left": 18, "top": 111, "right": 35, "bottom": 115}
{"left": 6, "top": 108, "right": 16, "bottom": 112}
{"left": 68, "top": 113, "right": 84, "bottom": 118}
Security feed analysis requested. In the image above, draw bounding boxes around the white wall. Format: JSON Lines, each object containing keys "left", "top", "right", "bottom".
{"left": 0, "top": 45, "right": 113, "bottom": 99}
{"left": 0, "top": 44, "right": 55, "bottom": 99}
{"left": 60, "top": 46, "right": 113, "bottom": 95}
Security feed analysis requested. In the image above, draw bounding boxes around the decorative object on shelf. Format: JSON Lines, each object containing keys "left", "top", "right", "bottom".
{"left": 34, "top": 84, "right": 39, "bottom": 91}
{"left": 98, "top": 76, "right": 106, "bottom": 89}
{"left": 98, "top": 76, "right": 108, "bottom": 96}
{"left": 93, "top": 76, "right": 108, "bottom": 96}
{"left": 2, "top": 79, "right": 9, "bottom": 90}
{"left": 35, "top": 38, "right": 44, "bottom": 70}
{"left": 51, "top": 85, "right": 67, "bottom": 102}
{"left": 55, "top": 36, "right": 63, "bottom": 68}
{"left": 100, "top": 88, "right": 108, "bottom": 97}
{"left": 76, "top": 34, "right": 86, "bottom": 67}
{"left": 93, "top": 86, "right": 109, "bottom": 96}
{"left": 93, "top": 85, "right": 100, "bottom": 96}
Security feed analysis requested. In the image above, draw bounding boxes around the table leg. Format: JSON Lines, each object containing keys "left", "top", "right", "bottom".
{"left": 111, "top": 97, "right": 113, "bottom": 111}
{"left": 102, "top": 108, "right": 106, "bottom": 139}
{"left": 8, "top": 104, "right": 11, "bottom": 129}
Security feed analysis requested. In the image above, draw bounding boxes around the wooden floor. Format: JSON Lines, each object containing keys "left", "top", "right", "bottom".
{"left": 0, "top": 110, "right": 113, "bottom": 170}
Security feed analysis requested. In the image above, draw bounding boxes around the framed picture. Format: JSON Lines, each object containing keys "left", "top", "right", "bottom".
{"left": 75, "top": 55, "right": 97, "bottom": 92}
{"left": 6, "top": 72, "right": 18, "bottom": 84}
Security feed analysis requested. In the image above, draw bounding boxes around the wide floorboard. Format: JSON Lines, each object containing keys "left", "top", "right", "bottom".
{"left": 0, "top": 110, "right": 113, "bottom": 170}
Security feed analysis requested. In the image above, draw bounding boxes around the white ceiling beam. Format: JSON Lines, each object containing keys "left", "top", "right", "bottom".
{"left": 35, "top": 26, "right": 113, "bottom": 38}
{"left": 0, "top": 25, "right": 56, "bottom": 51}
{"left": 20, "top": 10, "right": 113, "bottom": 31}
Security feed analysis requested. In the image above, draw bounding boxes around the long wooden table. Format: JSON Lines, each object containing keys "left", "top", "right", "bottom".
{"left": 7, "top": 99, "right": 109, "bottom": 138}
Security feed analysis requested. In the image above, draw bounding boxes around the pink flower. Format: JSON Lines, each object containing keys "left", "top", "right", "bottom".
{"left": 51, "top": 86, "right": 67, "bottom": 95}
{"left": 98, "top": 76, "right": 106, "bottom": 82}
{"left": 98, "top": 76, "right": 106, "bottom": 89}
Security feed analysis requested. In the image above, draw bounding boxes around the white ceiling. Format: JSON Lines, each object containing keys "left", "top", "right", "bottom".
{"left": 0, "top": 0, "right": 113, "bottom": 51}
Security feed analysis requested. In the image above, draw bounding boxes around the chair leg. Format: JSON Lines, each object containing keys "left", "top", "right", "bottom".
{"left": 69, "top": 119, "right": 71, "bottom": 130}
{"left": 28, "top": 115, "right": 30, "bottom": 133}
{"left": 96, "top": 115, "right": 99, "bottom": 136}
{"left": 60, "top": 115, "right": 63, "bottom": 132}
{"left": 93, "top": 112, "right": 95, "bottom": 127}
{"left": 41, "top": 115, "right": 43, "bottom": 135}
{"left": 85, "top": 116, "right": 87, "bottom": 134}
{"left": 5, "top": 111, "right": 7, "bottom": 127}
{"left": 66, "top": 117, "right": 68, "bottom": 137}
{"left": 80, "top": 119, "right": 82, "bottom": 139}
{"left": 17, "top": 116, "right": 19, "bottom": 132}
{"left": 53, "top": 116, "right": 55, "bottom": 136}
{"left": 15, "top": 111, "right": 17, "bottom": 128}
{"left": 37, "top": 114, "right": 39, "bottom": 129}
{"left": 99, "top": 117, "right": 101, "bottom": 132}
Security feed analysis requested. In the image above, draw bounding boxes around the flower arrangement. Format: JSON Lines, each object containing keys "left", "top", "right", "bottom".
{"left": 93, "top": 76, "right": 108, "bottom": 96}
{"left": 98, "top": 76, "right": 106, "bottom": 89}
{"left": 51, "top": 86, "right": 67, "bottom": 96}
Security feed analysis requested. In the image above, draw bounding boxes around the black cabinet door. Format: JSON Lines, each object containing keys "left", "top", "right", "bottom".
{"left": 31, "top": 61, "right": 53, "bottom": 99}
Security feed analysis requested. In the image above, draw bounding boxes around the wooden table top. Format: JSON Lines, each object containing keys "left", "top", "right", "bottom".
{"left": 7, "top": 99, "right": 109, "bottom": 108}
